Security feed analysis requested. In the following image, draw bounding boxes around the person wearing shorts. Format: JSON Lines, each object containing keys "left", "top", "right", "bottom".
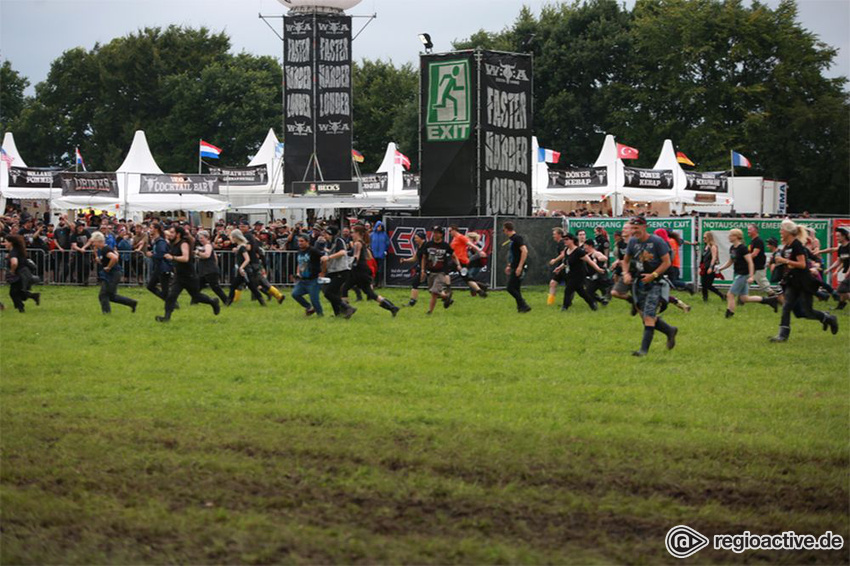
{"left": 716, "top": 228, "right": 778, "bottom": 318}
{"left": 419, "top": 226, "right": 459, "bottom": 315}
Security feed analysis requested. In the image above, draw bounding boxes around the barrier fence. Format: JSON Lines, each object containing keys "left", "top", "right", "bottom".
{"left": 0, "top": 249, "right": 300, "bottom": 287}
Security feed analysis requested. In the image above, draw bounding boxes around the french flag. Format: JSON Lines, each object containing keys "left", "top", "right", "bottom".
{"left": 537, "top": 147, "right": 560, "bottom": 164}
{"left": 731, "top": 150, "right": 751, "bottom": 168}
{"left": 199, "top": 140, "right": 222, "bottom": 159}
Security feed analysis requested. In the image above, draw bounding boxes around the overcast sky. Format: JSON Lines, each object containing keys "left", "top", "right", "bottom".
{"left": 1, "top": 0, "right": 848, "bottom": 95}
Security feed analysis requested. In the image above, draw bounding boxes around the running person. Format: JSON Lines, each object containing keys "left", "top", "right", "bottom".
{"left": 699, "top": 231, "right": 725, "bottom": 302}
{"left": 321, "top": 226, "right": 356, "bottom": 318}
{"left": 547, "top": 228, "right": 567, "bottom": 306}
{"left": 716, "top": 228, "right": 778, "bottom": 318}
{"left": 419, "top": 226, "right": 459, "bottom": 315}
{"left": 90, "top": 231, "right": 137, "bottom": 314}
{"left": 449, "top": 225, "right": 488, "bottom": 297}
{"left": 503, "top": 221, "right": 531, "bottom": 313}
{"left": 466, "top": 232, "right": 487, "bottom": 285}
{"left": 400, "top": 232, "right": 427, "bottom": 307}
{"left": 582, "top": 238, "right": 612, "bottom": 305}
{"left": 770, "top": 219, "right": 839, "bottom": 341}
{"left": 610, "top": 225, "right": 634, "bottom": 305}
{"left": 3, "top": 235, "right": 40, "bottom": 313}
{"left": 196, "top": 230, "right": 229, "bottom": 306}
{"left": 821, "top": 227, "right": 849, "bottom": 309}
{"left": 343, "top": 225, "right": 400, "bottom": 316}
{"left": 145, "top": 222, "right": 172, "bottom": 302}
{"left": 227, "top": 230, "right": 265, "bottom": 306}
{"left": 747, "top": 223, "right": 774, "bottom": 296}
{"left": 621, "top": 217, "right": 678, "bottom": 357}
{"left": 292, "top": 234, "right": 326, "bottom": 317}
{"left": 156, "top": 225, "right": 220, "bottom": 322}
{"left": 554, "top": 233, "right": 601, "bottom": 312}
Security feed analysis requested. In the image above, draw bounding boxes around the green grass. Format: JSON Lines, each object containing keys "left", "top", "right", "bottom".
{"left": 1, "top": 285, "right": 848, "bottom": 564}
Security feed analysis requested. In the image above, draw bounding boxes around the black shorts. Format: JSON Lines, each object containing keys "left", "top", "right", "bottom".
{"left": 550, "top": 269, "right": 566, "bottom": 284}
{"left": 838, "top": 277, "right": 850, "bottom": 294}
{"left": 411, "top": 270, "right": 421, "bottom": 289}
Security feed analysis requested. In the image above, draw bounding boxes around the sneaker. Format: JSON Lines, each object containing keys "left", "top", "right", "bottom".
{"left": 155, "top": 315, "right": 169, "bottom": 323}
{"left": 666, "top": 326, "right": 678, "bottom": 350}
{"left": 589, "top": 301, "right": 599, "bottom": 311}
{"left": 277, "top": 295, "right": 286, "bottom": 305}
{"left": 682, "top": 303, "right": 691, "bottom": 313}
{"left": 212, "top": 298, "right": 221, "bottom": 316}
{"left": 391, "top": 306, "right": 400, "bottom": 317}
{"left": 33, "top": 293, "right": 41, "bottom": 306}
{"left": 725, "top": 309, "right": 734, "bottom": 318}
{"left": 769, "top": 334, "right": 788, "bottom": 342}
{"left": 306, "top": 308, "right": 316, "bottom": 317}
{"left": 443, "top": 297, "right": 454, "bottom": 309}
{"left": 631, "top": 350, "right": 647, "bottom": 357}
{"left": 837, "top": 301, "right": 847, "bottom": 311}
{"left": 630, "top": 303, "right": 638, "bottom": 317}
{"left": 518, "top": 305, "right": 532, "bottom": 314}
{"left": 131, "top": 301, "right": 138, "bottom": 314}
{"left": 407, "top": 299, "right": 417, "bottom": 307}
{"left": 343, "top": 306, "right": 357, "bottom": 319}
{"left": 824, "top": 314, "right": 839, "bottom": 335}
{"left": 478, "top": 288, "right": 488, "bottom": 298}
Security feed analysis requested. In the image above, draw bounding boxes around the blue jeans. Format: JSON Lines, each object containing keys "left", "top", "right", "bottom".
{"left": 292, "top": 278, "right": 323, "bottom": 315}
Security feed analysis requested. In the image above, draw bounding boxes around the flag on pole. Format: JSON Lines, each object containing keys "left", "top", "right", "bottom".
{"left": 676, "top": 151, "right": 694, "bottom": 166}
{"left": 537, "top": 147, "right": 561, "bottom": 163}
{"left": 731, "top": 150, "right": 751, "bottom": 168}
{"left": 352, "top": 149, "right": 365, "bottom": 163}
{"left": 394, "top": 150, "right": 411, "bottom": 170}
{"left": 0, "top": 148, "right": 13, "bottom": 167}
{"left": 199, "top": 140, "right": 222, "bottom": 159}
{"left": 616, "top": 143, "right": 639, "bottom": 160}
{"left": 75, "top": 147, "right": 87, "bottom": 171}
{"left": 274, "top": 142, "right": 284, "bottom": 159}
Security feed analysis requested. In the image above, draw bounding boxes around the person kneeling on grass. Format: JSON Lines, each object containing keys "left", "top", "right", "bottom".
{"left": 90, "top": 231, "right": 137, "bottom": 315}
{"left": 716, "top": 228, "right": 778, "bottom": 318}
{"left": 420, "top": 226, "right": 459, "bottom": 315}
{"left": 621, "top": 216, "right": 678, "bottom": 357}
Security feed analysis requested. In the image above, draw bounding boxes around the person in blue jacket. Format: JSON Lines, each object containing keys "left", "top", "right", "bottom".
{"left": 370, "top": 220, "right": 389, "bottom": 287}
{"left": 145, "top": 221, "right": 173, "bottom": 302}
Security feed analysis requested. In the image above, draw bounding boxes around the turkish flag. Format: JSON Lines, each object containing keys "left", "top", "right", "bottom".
{"left": 616, "top": 143, "right": 639, "bottom": 160}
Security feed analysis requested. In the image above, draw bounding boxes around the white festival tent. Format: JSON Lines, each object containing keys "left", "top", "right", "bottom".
{"left": 1, "top": 132, "right": 62, "bottom": 202}
{"left": 651, "top": 139, "right": 734, "bottom": 210}
{"left": 533, "top": 134, "right": 614, "bottom": 209}
{"left": 224, "top": 128, "right": 285, "bottom": 209}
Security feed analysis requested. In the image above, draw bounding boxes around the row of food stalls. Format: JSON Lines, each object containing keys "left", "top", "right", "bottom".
{"left": 532, "top": 135, "right": 787, "bottom": 216}
{"left": 0, "top": 130, "right": 421, "bottom": 225}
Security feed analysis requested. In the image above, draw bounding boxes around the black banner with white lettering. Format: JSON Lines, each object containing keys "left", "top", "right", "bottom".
{"left": 684, "top": 171, "right": 728, "bottom": 193}
{"left": 60, "top": 173, "right": 119, "bottom": 197}
{"left": 361, "top": 172, "right": 388, "bottom": 192}
{"left": 208, "top": 164, "right": 268, "bottom": 186}
{"left": 291, "top": 180, "right": 359, "bottom": 196}
{"left": 623, "top": 167, "right": 674, "bottom": 189}
{"left": 547, "top": 167, "right": 608, "bottom": 188}
{"left": 402, "top": 172, "right": 420, "bottom": 191}
{"left": 420, "top": 52, "right": 477, "bottom": 215}
{"left": 283, "top": 14, "right": 315, "bottom": 192}
{"left": 139, "top": 174, "right": 219, "bottom": 194}
{"left": 480, "top": 51, "right": 533, "bottom": 216}
{"left": 385, "top": 216, "right": 494, "bottom": 287}
{"left": 316, "top": 15, "right": 353, "bottom": 184}
{"left": 7, "top": 167, "right": 61, "bottom": 188}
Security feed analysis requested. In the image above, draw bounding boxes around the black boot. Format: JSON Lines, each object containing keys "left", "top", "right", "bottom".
{"left": 823, "top": 314, "right": 839, "bottom": 335}
{"left": 769, "top": 326, "right": 790, "bottom": 342}
{"left": 725, "top": 309, "right": 734, "bottom": 318}
{"left": 762, "top": 295, "right": 779, "bottom": 313}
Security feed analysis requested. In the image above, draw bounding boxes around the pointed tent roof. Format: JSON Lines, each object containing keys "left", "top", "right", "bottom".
{"left": 248, "top": 128, "right": 280, "bottom": 167}
{"left": 117, "top": 130, "right": 163, "bottom": 174}
{"left": 2, "top": 132, "right": 28, "bottom": 168}
{"left": 375, "top": 142, "right": 404, "bottom": 196}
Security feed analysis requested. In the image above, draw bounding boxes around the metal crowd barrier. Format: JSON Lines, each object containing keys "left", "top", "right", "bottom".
{"left": 0, "top": 248, "right": 299, "bottom": 287}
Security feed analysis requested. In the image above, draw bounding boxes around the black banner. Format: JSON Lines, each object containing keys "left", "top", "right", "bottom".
{"left": 547, "top": 167, "right": 608, "bottom": 188}
{"left": 402, "top": 172, "right": 420, "bottom": 191}
{"left": 60, "top": 173, "right": 119, "bottom": 197}
{"left": 685, "top": 171, "right": 728, "bottom": 193}
{"left": 7, "top": 167, "right": 61, "bottom": 188}
{"left": 385, "top": 216, "right": 494, "bottom": 287}
{"left": 291, "top": 180, "right": 359, "bottom": 196}
{"left": 361, "top": 172, "right": 388, "bottom": 192}
{"left": 139, "top": 174, "right": 220, "bottom": 195}
{"left": 208, "top": 165, "right": 268, "bottom": 186}
{"left": 420, "top": 52, "right": 477, "bottom": 215}
{"left": 481, "top": 51, "right": 533, "bottom": 216}
{"left": 316, "top": 15, "right": 353, "bottom": 184}
{"left": 623, "top": 167, "right": 674, "bottom": 189}
{"left": 283, "top": 14, "right": 315, "bottom": 192}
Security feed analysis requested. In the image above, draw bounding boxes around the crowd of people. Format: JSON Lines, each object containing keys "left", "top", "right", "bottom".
{"left": 1, "top": 207, "right": 846, "bottom": 354}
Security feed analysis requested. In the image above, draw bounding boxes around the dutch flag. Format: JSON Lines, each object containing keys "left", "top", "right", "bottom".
{"left": 75, "top": 147, "right": 87, "bottom": 171}
{"left": 200, "top": 140, "right": 222, "bottom": 159}
{"left": 537, "top": 147, "right": 561, "bottom": 164}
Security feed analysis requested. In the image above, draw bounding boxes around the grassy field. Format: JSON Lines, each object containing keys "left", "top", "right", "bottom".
{"left": 1, "top": 285, "right": 848, "bottom": 564}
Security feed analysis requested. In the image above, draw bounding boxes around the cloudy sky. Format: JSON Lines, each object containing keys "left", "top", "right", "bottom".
{"left": 1, "top": 0, "right": 848, "bottom": 94}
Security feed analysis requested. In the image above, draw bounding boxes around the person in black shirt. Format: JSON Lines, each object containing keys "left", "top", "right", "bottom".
{"left": 3, "top": 235, "right": 40, "bottom": 312}
{"left": 227, "top": 229, "right": 266, "bottom": 306}
{"left": 547, "top": 228, "right": 567, "bottom": 306}
{"left": 699, "top": 231, "right": 725, "bottom": 302}
{"left": 583, "top": 238, "right": 612, "bottom": 305}
{"left": 195, "top": 230, "right": 229, "bottom": 306}
{"left": 503, "top": 221, "right": 531, "bottom": 313}
{"left": 156, "top": 225, "right": 220, "bottom": 322}
{"left": 822, "top": 227, "right": 850, "bottom": 309}
{"left": 747, "top": 224, "right": 774, "bottom": 296}
{"left": 716, "top": 228, "right": 778, "bottom": 318}
{"left": 770, "top": 219, "right": 838, "bottom": 341}
{"left": 342, "top": 225, "right": 399, "bottom": 316}
{"left": 400, "top": 232, "right": 427, "bottom": 307}
{"left": 145, "top": 222, "right": 173, "bottom": 303}
{"left": 89, "top": 231, "right": 137, "bottom": 314}
{"left": 70, "top": 222, "right": 91, "bottom": 285}
{"left": 610, "top": 226, "right": 634, "bottom": 305}
{"left": 622, "top": 216, "right": 677, "bottom": 357}
{"left": 321, "top": 226, "right": 356, "bottom": 319}
{"left": 552, "top": 233, "right": 601, "bottom": 312}
{"left": 291, "top": 234, "right": 325, "bottom": 316}
{"left": 51, "top": 215, "right": 73, "bottom": 283}
{"left": 420, "top": 226, "right": 459, "bottom": 315}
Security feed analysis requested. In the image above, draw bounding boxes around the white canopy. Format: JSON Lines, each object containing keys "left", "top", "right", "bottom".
{"left": 533, "top": 135, "right": 612, "bottom": 205}
{"left": 2, "top": 132, "right": 27, "bottom": 167}
{"left": 651, "top": 139, "right": 734, "bottom": 208}
{"left": 117, "top": 130, "right": 164, "bottom": 174}
{"left": 0, "top": 132, "right": 61, "bottom": 202}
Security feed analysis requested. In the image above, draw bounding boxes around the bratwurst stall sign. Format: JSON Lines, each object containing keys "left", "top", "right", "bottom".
{"left": 140, "top": 174, "right": 220, "bottom": 195}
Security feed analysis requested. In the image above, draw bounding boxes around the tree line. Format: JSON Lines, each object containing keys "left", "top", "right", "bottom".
{"left": 1, "top": 0, "right": 847, "bottom": 212}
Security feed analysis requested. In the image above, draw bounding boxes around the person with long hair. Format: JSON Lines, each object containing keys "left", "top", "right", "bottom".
{"left": 699, "top": 231, "right": 725, "bottom": 302}
{"left": 226, "top": 229, "right": 265, "bottom": 306}
{"left": 195, "top": 230, "right": 229, "bottom": 306}
{"left": 254, "top": 247, "right": 286, "bottom": 305}
{"left": 553, "top": 233, "right": 601, "bottom": 312}
{"left": 716, "top": 228, "right": 778, "bottom": 318}
{"left": 156, "top": 225, "right": 220, "bottom": 322}
{"left": 770, "top": 219, "right": 838, "bottom": 341}
{"left": 343, "top": 225, "right": 400, "bottom": 316}
{"left": 821, "top": 226, "right": 849, "bottom": 310}
{"left": 400, "top": 232, "right": 426, "bottom": 307}
{"left": 321, "top": 226, "right": 356, "bottom": 319}
{"left": 448, "top": 225, "right": 488, "bottom": 298}
{"left": 145, "top": 222, "right": 172, "bottom": 302}
{"left": 4, "top": 234, "right": 40, "bottom": 312}
{"left": 466, "top": 232, "right": 488, "bottom": 291}
{"left": 547, "top": 227, "right": 567, "bottom": 306}
{"left": 89, "top": 231, "right": 137, "bottom": 314}
{"left": 583, "top": 238, "right": 613, "bottom": 305}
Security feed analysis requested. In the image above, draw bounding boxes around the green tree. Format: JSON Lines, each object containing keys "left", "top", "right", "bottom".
{"left": 0, "top": 61, "right": 30, "bottom": 134}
